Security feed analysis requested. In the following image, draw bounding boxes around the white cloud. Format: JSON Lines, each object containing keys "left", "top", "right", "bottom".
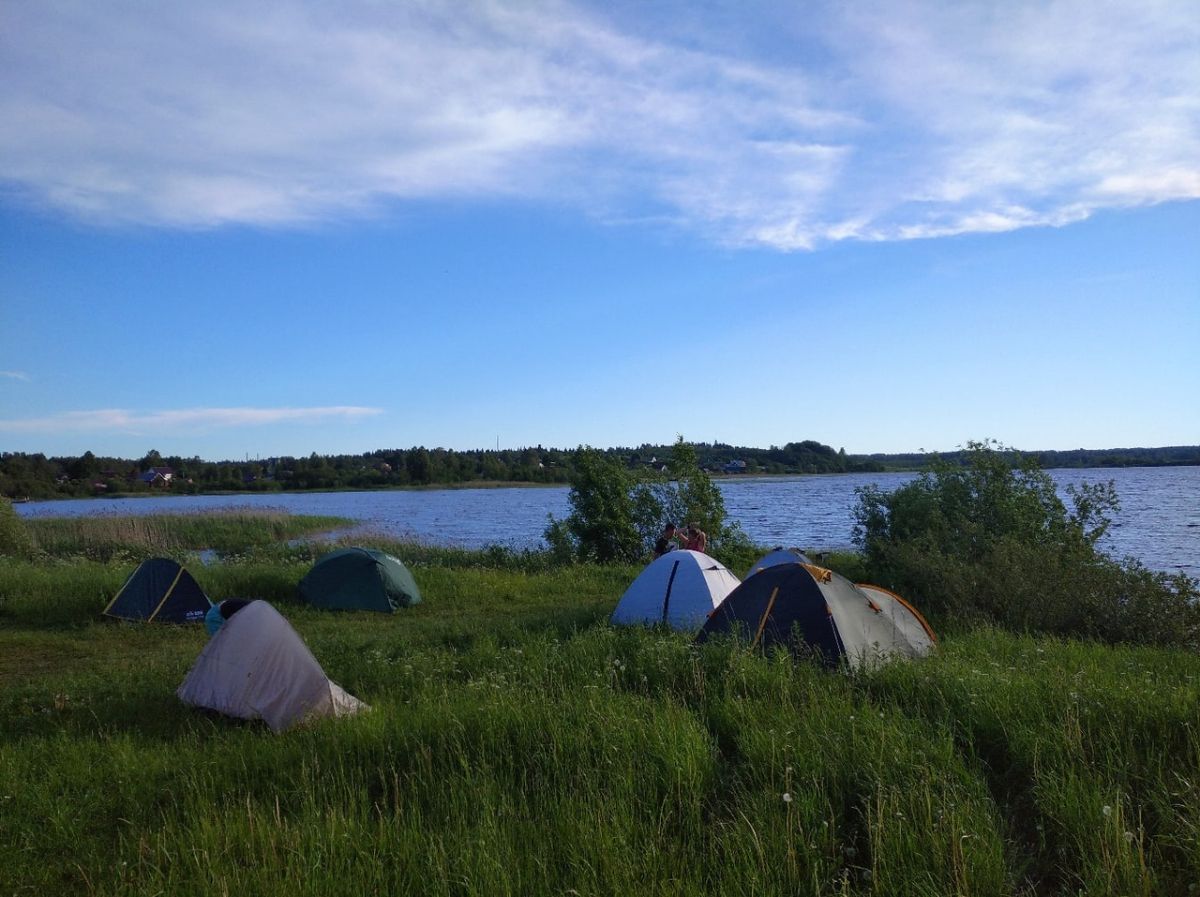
{"left": 0, "top": 406, "right": 383, "bottom": 434}
{"left": 827, "top": 0, "right": 1200, "bottom": 241}
{"left": 0, "top": 0, "right": 1196, "bottom": 248}
{"left": 0, "top": 371, "right": 31, "bottom": 381}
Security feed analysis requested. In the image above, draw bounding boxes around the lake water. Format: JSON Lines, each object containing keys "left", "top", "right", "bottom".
{"left": 14, "top": 467, "right": 1199, "bottom": 576}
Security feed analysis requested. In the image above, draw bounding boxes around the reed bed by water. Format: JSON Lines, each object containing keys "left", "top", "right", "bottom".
{"left": 23, "top": 509, "right": 351, "bottom": 561}
{"left": 1, "top": 514, "right": 1197, "bottom": 895}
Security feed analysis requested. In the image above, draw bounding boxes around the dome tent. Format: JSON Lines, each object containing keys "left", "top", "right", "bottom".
{"left": 611, "top": 550, "right": 740, "bottom": 633}
{"left": 746, "top": 547, "right": 813, "bottom": 578}
{"left": 103, "top": 557, "right": 211, "bottom": 624}
{"left": 697, "top": 563, "right": 935, "bottom": 669}
{"left": 855, "top": 584, "right": 938, "bottom": 656}
{"left": 178, "top": 600, "right": 367, "bottom": 733}
{"left": 298, "top": 547, "right": 421, "bottom": 612}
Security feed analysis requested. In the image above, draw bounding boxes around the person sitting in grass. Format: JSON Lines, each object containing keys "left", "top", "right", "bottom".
{"left": 204, "top": 598, "right": 252, "bottom": 637}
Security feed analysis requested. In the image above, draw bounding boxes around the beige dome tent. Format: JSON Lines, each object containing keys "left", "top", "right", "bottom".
{"left": 177, "top": 600, "right": 366, "bottom": 733}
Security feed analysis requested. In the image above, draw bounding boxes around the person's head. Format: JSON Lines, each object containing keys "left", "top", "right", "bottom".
{"left": 664, "top": 522, "right": 677, "bottom": 534}
{"left": 219, "top": 598, "right": 250, "bottom": 620}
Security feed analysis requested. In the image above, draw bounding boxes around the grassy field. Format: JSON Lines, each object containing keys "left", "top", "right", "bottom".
{"left": 1, "top": 513, "right": 1197, "bottom": 896}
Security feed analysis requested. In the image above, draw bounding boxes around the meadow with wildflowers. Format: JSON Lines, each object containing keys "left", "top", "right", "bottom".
{"left": 1, "top": 512, "right": 1197, "bottom": 896}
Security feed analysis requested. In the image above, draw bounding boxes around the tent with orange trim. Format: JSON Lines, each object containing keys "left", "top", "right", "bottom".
{"left": 103, "top": 557, "right": 211, "bottom": 624}
{"left": 696, "top": 562, "right": 935, "bottom": 668}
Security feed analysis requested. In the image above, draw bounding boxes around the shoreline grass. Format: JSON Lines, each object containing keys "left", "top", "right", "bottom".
{"left": 22, "top": 509, "right": 352, "bottom": 561}
{"left": 1, "top": 512, "right": 1197, "bottom": 895}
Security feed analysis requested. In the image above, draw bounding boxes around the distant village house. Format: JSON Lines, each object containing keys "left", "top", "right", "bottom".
{"left": 139, "top": 467, "right": 175, "bottom": 487}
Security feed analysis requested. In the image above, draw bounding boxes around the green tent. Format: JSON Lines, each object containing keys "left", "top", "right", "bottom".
{"left": 297, "top": 547, "right": 421, "bottom": 612}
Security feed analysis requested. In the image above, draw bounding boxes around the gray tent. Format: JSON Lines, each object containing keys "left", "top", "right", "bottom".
{"left": 178, "top": 601, "right": 367, "bottom": 732}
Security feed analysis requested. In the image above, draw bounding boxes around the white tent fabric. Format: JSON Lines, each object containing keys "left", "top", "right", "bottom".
{"left": 177, "top": 600, "right": 367, "bottom": 733}
{"left": 747, "top": 547, "right": 813, "bottom": 577}
{"left": 610, "top": 550, "right": 740, "bottom": 632}
{"left": 820, "top": 575, "right": 935, "bottom": 669}
{"left": 855, "top": 584, "right": 937, "bottom": 660}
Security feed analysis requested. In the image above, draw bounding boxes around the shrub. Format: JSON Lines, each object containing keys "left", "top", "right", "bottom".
{"left": 544, "top": 448, "right": 646, "bottom": 563}
{"left": 854, "top": 440, "right": 1199, "bottom": 647}
{"left": 545, "top": 438, "right": 755, "bottom": 567}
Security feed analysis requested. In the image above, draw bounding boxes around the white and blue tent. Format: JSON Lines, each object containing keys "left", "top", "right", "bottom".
{"left": 610, "top": 550, "right": 740, "bottom": 633}
{"left": 746, "top": 547, "right": 813, "bottom": 578}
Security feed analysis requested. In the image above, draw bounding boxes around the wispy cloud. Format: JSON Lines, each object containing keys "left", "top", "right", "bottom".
{"left": 0, "top": 406, "right": 383, "bottom": 434}
{"left": 0, "top": 371, "right": 31, "bottom": 381}
{"left": 0, "top": 1, "right": 1195, "bottom": 248}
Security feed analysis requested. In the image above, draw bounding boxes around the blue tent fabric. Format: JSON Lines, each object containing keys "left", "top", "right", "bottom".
{"left": 696, "top": 564, "right": 845, "bottom": 665}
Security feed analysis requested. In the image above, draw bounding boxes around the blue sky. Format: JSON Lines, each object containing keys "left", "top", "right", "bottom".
{"left": 1, "top": 0, "right": 1197, "bottom": 460}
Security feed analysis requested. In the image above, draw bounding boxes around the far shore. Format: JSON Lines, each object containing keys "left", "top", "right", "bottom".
{"left": 10, "top": 462, "right": 1198, "bottom": 506}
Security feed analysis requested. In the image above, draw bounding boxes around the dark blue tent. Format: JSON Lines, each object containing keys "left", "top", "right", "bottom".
{"left": 103, "top": 557, "right": 211, "bottom": 623}
{"left": 696, "top": 562, "right": 936, "bottom": 669}
{"left": 697, "top": 563, "right": 844, "bottom": 663}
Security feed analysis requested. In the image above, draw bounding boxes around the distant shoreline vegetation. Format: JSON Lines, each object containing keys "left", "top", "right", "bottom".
{"left": 2, "top": 441, "right": 1198, "bottom": 501}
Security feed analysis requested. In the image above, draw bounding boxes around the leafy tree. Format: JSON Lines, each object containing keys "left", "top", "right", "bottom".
{"left": 66, "top": 450, "right": 98, "bottom": 481}
{"left": 407, "top": 448, "right": 432, "bottom": 485}
{"left": 545, "top": 448, "right": 644, "bottom": 563}
{"left": 545, "top": 438, "right": 756, "bottom": 568}
{"left": 854, "top": 440, "right": 1200, "bottom": 646}
{"left": 665, "top": 439, "right": 726, "bottom": 537}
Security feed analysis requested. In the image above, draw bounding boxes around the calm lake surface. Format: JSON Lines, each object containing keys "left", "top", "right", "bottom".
{"left": 16, "top": 467, "right": 1199, "bottom": 576}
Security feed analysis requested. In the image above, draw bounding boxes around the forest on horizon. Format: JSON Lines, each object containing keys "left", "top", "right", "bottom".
{"left": 3, "top": 441, "right": 1198, "bottom": 500}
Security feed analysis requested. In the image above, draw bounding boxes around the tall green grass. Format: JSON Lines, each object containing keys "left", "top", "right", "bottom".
{"left": 24, "top": 509, "right": 351, "bottom": 561}
{"left": 1, "top": 513, "right": 1197, "bottom": 895}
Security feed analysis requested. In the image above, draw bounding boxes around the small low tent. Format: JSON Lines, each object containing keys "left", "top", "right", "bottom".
{"left": 298, "top": 547, "right": 421, "bottom": 612}
{"left": 746, "top": 547, "right": 813, "bottom": 578}
{"left": 177, "top": 600, "right": 367, "bottom": 733}
{"left": 611, "top": 550, "right": 740, "bottom": 632}
{"left": 697, "top": 562, "right": 935, "bottom": 668}
{"left": 103, "top": 557, "right": 211, "bottom": 623}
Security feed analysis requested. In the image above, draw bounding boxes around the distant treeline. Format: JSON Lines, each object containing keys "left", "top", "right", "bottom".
{"left": 860, "top": 444, "right": 1200, "bottom": 471}
{"left": 2, "top": 441, "right": 1198, "bottom": 500}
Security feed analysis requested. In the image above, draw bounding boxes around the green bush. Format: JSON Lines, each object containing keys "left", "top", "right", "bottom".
{"left": 545, "top": 438, "right": 755, "bottom": 567}
{"left": 544, "top": 447, "right": 647, "bottom": 563}
{"left": 854, "top": 440, "right": 1200, "bottom": 646}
